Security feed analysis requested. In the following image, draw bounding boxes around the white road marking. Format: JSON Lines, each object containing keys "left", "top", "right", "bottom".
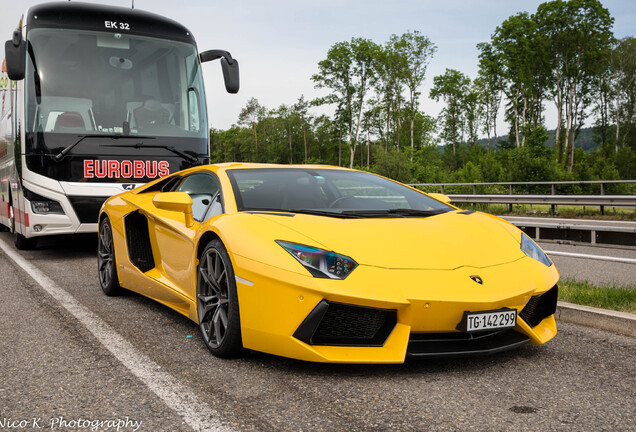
{"left": 0, "top": 238, "right": 233, "bottom": 432}
{"left": 545, "top": 250, "right": 636, "bottom": 265}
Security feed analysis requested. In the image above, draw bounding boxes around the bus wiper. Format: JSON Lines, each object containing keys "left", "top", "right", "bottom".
{"left": 54, "top": 134, "right": 94, "bottom": 161}
{"left": 342, "top": 208, "right": 448, "bottom": 217}
{"left": 53, "top": 134, "right": 154, "bottom": 162}
{"left": 104, "top": 142, "right": 199, "bottom": 164}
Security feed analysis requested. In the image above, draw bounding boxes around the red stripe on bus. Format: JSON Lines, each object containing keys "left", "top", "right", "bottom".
{"left": 14, "top": 208, "right": 29, "bottom": 227}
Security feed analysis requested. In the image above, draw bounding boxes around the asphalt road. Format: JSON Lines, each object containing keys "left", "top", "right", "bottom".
{"left": 538, "top": 241, "right": 636, "bottom": 287}
{"left": 0, "top": 232, "right": 634, "bottom": 432}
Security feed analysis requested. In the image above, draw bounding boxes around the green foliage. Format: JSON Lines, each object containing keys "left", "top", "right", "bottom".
{"left": 429, "top": 69, "right": 471, "bottom": 153}
{"left": 372, "top": 149, "right": 413, "bottom": 183}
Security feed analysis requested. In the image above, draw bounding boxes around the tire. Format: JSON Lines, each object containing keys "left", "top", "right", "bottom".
{"left": 9, "top": 201, "right": 37, "bottom": 250}
{"left": 197, "top": 239, "right": 243, "bottom": 358}
{"left": 14, "top": 232, "right": 37, "bottom": 250}
{"left": 98, "top": 217, "right": 122, "bottom": 296}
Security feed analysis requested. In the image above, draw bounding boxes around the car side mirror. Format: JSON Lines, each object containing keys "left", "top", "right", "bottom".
{"left": 428, "top": 192, "right": 452, "bottom": 204}
{"left": 4, "top": 30, "right": 26, "bottom": 81}
{"left": 152, "top": 192, "right": 194, "bottom": 227}
{"left": 199, "top": 49, "right": 240, "bottom": 94}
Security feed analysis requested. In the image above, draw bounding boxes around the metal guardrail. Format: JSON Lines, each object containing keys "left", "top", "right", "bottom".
{"left": 447, "top": 194, "right": 636, "bottom": 206}
{"left": 505, "top": 219, "right": 636, "bottom": 247}
{"left": 410, "top": 179, "right": 636, "bottom": 194}
{"left": 409, "top": 180, "right": 636, "bottom": 214}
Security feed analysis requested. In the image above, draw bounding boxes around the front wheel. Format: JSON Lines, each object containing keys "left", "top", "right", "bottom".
{"left": 98, "top": 217, "right": 122, "bottom": 296}
{"left": 14, "top": 232, "right": 37, "bottom": 250}
{"left": 197, "top": 239, "right": 243, "bottom": 358}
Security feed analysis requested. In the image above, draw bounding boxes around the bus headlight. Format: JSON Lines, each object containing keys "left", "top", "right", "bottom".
{"left": 31, "top": 199, "right": 65, "bottom": 214}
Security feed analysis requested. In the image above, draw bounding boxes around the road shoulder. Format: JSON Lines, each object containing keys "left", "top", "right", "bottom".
{"left": 557, "top": 301, "right": 636, "bottom": 338}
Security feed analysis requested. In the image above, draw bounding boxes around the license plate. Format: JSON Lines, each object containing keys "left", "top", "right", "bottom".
{"left": 459, "top": 309, "right": 517, "bottom": 333}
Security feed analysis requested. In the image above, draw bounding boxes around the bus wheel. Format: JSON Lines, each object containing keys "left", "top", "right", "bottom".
{"left": 15, "top": 233, "right": 37, "bottom": 250}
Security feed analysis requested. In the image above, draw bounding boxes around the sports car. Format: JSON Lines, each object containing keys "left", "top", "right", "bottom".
{"left": 97, "top": 163, "right": 559, "bottom": 363}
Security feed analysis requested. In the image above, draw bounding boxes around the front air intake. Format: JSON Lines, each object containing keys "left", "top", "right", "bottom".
{"left": 519, "top": 285, "right": 558, "bottom": 328}
{"left": 294, "top": 300, "right": 396, "bottom": 346}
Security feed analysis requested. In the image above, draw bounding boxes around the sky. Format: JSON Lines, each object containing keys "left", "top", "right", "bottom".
{"left": 2, "top": 0, "right": 635, "bottom": 134}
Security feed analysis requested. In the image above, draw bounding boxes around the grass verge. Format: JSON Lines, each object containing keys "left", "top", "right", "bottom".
{"left": 558, "top": 278, "right": 636, "bottom": 313}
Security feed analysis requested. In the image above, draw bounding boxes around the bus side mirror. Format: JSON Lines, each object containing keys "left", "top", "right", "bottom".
{"left": 199, "top": 49, "right": 240, "bottom": 94}
{"left": 5, "top": 30, "right": 26, "bottom": 81}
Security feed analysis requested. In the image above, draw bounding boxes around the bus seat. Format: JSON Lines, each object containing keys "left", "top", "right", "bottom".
{"left": 54, "top": 112, "right": 86, "bottom": 132}
{"left": 131, "top": 99, "right": 172, "bottom": 129}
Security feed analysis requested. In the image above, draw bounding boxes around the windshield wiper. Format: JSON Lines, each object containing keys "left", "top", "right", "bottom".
{"left": 53, "top": 134, "right": 158, "bottom": 162}
{"left": 104, "top": 142, "right": 199, "bottom": 164}
{"left": 342, "top": 208, "right": 448, "bottom": 218}
{"left": 53, "top": 134, "right": 110, "bottom": 161}
{"left": 286, "top": 209, "right": 362, "bottom": 219}
{"left": 246, "top": 209, "right": 361, "bottom": 219}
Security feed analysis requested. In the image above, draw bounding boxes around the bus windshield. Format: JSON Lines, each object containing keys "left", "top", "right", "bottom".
{"left": 25, "top": 28, "right": 207, "bottom": 143}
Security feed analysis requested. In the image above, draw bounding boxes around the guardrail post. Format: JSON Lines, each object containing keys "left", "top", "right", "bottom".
{"left": 600, "top": 183, "right": 605, "bottom": 215}
{"left": 441, "top": 185, "right": 445, "bottom": 194}
{"left": 551, "top": 183, "right": 557, "bottom": 215}
{"left": 508, "top": 184, "right": 513, "bottom": 212}
{"left": 473, "top": 184, "right": 477, "bottom": 195}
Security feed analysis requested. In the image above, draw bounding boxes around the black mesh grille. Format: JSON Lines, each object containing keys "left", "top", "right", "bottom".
{"left": 520, "top": 285, "right": 558, "bottom": 328}
{"left": 69, "top": 196, "right": 108, "bottom": 223}
{"left": 124, "top": 212, "right": 155, "bottom": 273}
{"left": 310, "top": 302, "right": 396, "bottom": 346}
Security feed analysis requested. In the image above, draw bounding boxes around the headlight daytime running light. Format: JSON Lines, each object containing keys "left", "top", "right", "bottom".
{"left": 277, "top": 240, "right": 358, "bottom": 279}
{"left": 521, "top": 232, "right": 552, "bottom": 267}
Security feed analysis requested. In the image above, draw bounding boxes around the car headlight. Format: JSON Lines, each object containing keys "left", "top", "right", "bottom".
{"left": 521, "top": 232, "right": 552, "bottom": 267}
{"left": 276, "top": 240, "right": 358, "bottom": 279}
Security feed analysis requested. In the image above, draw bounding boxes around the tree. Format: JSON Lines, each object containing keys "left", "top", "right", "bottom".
{"left": 491, "top": 12, "right": 550, "bottom": 148}
{"left": 388, "top": 31, "right": 436, "bottom": 158}
{"left": 476, "top": 42, "right": 505, "bottom": 152}
{"left": 293, "top": 95, "right": 310, "bottom": 163}
{"left": 610, "top": 37, "right": 636, "bottom": 151}
{"left": 238, "top": 97, "right": 265, "bottom": 161}
{"left": 535, "top": 0, "right": 614, "bottom": 170}
{"left": 312, "top": 38, "right": 380, "bottom": 168}
{"left": 430, "top": 69, "right": 470, "bottom": 155}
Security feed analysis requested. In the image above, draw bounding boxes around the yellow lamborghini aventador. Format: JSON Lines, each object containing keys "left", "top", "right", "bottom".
{"left": 97, "top": 163, "right": 559, "bottom": 363}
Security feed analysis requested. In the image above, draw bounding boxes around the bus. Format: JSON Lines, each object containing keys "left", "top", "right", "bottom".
{"left": 0, "top": 2, "right": 239, "bottom": 249}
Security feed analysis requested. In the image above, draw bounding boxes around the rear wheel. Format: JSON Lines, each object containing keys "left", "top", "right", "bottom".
{"left": 197, "top": 239, "right": 243, "bottom": 358}
{"left": 98, "top": 217, "right": 122, "bottom": 296}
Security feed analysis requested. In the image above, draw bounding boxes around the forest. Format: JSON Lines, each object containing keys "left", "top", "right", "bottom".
{"left": 209, "top": 0, "right": 635, "bottom": 191}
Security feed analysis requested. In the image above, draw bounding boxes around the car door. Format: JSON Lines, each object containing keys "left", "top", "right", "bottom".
{"left": 147, "top": 172, "right": 222, "bottom": 302}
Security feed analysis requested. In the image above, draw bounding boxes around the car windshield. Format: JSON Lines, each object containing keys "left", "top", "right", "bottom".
{"left": 226, "top": 168, "right": 453, "bottom": 217}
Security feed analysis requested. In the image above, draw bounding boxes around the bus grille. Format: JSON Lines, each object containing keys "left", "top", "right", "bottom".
{"left": 69, "top": 196, "right": 108, "bottom": 223}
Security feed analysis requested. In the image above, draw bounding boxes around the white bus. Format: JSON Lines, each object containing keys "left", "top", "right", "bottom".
{"left": 1, "top": 2, "right": 239, "bottom": 249}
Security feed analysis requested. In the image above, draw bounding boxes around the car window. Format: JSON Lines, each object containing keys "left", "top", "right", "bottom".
{"left": 175, "top": 173, "right": 221, "bottom": 221}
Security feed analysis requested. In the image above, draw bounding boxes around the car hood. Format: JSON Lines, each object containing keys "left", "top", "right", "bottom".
{"left": 257, "top": 210, "right": 525, "bottom": 270}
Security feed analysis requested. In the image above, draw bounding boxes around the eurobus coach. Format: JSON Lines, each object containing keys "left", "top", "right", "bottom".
{"left": 1, "top": 1, "right": 239, "bottom": 249}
